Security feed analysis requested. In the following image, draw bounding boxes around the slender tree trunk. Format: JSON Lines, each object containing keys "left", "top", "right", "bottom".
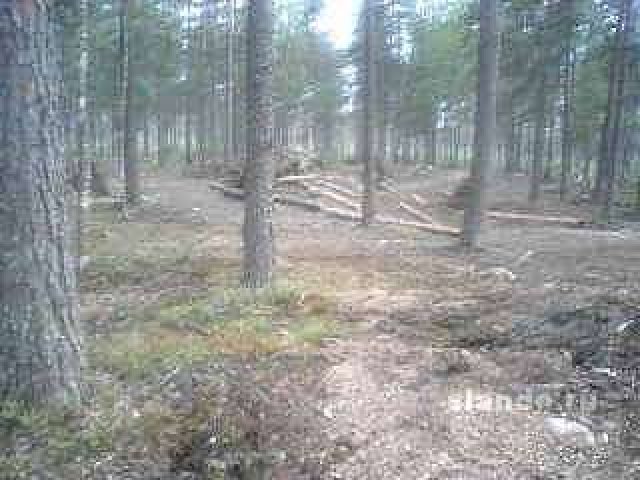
{"left": 361, "top": 0, "right": 377, "bottom": 224}
{"left": 601, "top": 0, "right": 631, "bottom": 221}
{"left": 505, "top": 115, "right": 516, "bottom": 173}
{"left": 515, "top": 122, "right": 522, "bottom": 171}
{"left": 184, "top": 0, "right": 193, "bottom": 166}
{"left": 123, "top": 0, "right": 139, "bottom": 203}
{"left": 545, "top": 100, "right": 554, "bottom": 180}
{"left": 243, "top": 0, "right": 275, "bottom": 288}
{"left": 76, "top": 0, "right": 92, "bottom": 265}
{"left": 462, "top": 0, "right": 498, "bottom": 247}
{"left": 560, "top": 12, "right": 574, "bottom": 199}
{"left": 454, "top": 126, "right": 461, "bottom": 166}
{"left": 530, "top": 76, "right": 546, "bottom": 203}
{"left": 185, "top": 100, "right": 192, "bottom": 165}
{"left": 431, "top": 128, "right": 437, "bottom": 165}
{"left": 0, "top": 1, "right": 84, "bottom": 405}
{"left": 375, "top": 1, "right": 387, "bottom": 181}
{"left": 225, "top": 0, "right": 236, "bottom": 165}
{"left": 143, "top": 114, "right": 150, "bottom": 161}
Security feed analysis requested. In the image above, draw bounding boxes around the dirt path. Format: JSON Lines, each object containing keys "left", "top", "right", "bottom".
{"left": 117, "top": 174, "right": 640, "bottom": 479}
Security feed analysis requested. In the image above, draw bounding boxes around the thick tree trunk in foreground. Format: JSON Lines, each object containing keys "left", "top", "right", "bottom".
{"left": 461, "top": 0, "right": 498, "bottom": 247}
{"left": 243, "top": 0, "right": 275, "bottom": 288}
{"left": 0, "top": 2, "right": 84, "bottom": 405}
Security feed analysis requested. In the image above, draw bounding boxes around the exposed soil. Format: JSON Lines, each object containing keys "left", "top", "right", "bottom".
{"left": 77, "top": 169, "right": 640, "bottom": 479}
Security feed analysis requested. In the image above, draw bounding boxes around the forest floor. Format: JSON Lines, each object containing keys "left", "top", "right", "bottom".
{"left": 4, "top": 168, "right": 640, "bottom": 479}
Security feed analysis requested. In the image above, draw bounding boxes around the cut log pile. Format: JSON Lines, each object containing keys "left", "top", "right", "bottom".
{"left": 209, "top": 174, "right": 592, "bottom": 235}
{"left": 210, "top": 174, "right": 462, "bottom": 236}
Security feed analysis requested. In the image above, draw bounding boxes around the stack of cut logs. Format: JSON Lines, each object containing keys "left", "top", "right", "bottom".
{"left": 210, "top": 174, "right": 462, "bottom": 236}
{"left": 210, "top": 174, "right": 589, "bottom": 235}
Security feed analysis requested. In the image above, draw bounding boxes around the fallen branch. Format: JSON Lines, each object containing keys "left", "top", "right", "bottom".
{"left": 486, "top": 210, "right": 588, "bottom": 227}
{"left": 378, "top": 216, "right": 461, "bottom": 236}
{"left": 399, "top": 202, "right": 435, "bottom": 224}
{"left": 276, "top": 194, "right": 360, "bottom": 222}
{"left": 411, "top": 193, "right": 428, "bottom": 206}
{"left": 209, "top": 181, "right": 245, "bottom": 200}
{"left": 378, "top": 180, "right": 401, "bottom": 195}
{"left": 274, "top": 174, "right": 320, "bottom": 185}
{"left": 303, "top": 182, "right": 362, "bottom": 212}
{"left": 314, "top": 179, "right": 362, "bottom": 199}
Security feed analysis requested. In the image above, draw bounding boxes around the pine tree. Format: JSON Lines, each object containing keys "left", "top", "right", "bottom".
{"left": 461, "top": 0, "right": 498, "bottom": 247}
{"left": 243, "top": 0, "right": 276, "bottom": 288}
{"left": 0, "top": 1, "right": 84, "bottom": 405}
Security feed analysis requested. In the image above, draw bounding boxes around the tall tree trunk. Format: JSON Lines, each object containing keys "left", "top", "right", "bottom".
{"left": 430, "top": 128, "right": 437, "bottom": 165}
{"left": 530, "top": 78, "right": 546, "bottom": 203}
{"left": 87, "top": 0, "right": 110, "bottom": 196}
{"left": 157, "top": 113, "right": 165, "bottom": 166}
{"left": 143, "top": 113, "right": 150, "bottom": 161}
{"left": 361, "top": 0, "right": 377, "bottom": 224}
{"left": 185, "top": 99, "right": 193, "bottom": 165}
{"left": 123, "top": 0, "right": 139, "bottom": 203}
{"left": 601, "top": 0, "right": 631, "bottom": 221}
{"left": 560, "top": 7, "right": 574, "bottom": 199}
{"left": 243, "top": 0, "right": 275, "bottom": 288}
{"left": 529, "top": 16, "right": 548, "bottom": 204}
{"left": 462, "top": 0, "right": 498, "bottom": 247}
{"left": 515, "top": 122, "right": 522, "bottom": 172}
{"left": 184, "top": 0, "right": 193, "bottom": 166}
{"left": 505, "top": 115, "right": 516, "bottom": 173}
{"left": 76, "top": 0, "right": 92, "bottom": 263}
{"left": 225, "top": 0, "right": 236, "bottom": 165}
{"left": 0, "top": 1, "right": 84, "bottom": 405}
{"left": 374, "top": 1, "right": 387, "bottom": 181}
{"left": 545, "top": 99, "right": 555, "bottom": 180}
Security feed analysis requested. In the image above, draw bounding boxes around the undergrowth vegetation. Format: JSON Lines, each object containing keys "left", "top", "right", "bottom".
{"left": 0, "top": 209, "right": 342, "bottom": 479}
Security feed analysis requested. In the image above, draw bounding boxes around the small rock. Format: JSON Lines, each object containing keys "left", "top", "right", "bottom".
{"left": 544, "top": 416, "right": 596, "bottom": 447}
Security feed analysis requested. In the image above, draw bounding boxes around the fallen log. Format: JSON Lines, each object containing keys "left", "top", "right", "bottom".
{"left": 314, "top": 179, "right": 362, "bottom": 199}
{"left": 411, "top": 193, "right": 428, "bottom": 206}
{"left": 486, "top": 210, "right": 588, "bottom": 227}
{"left": 303, "top": 182, "right": 362, "bottom": 212}
{"left": 378, "top": 181, "right": 401, "bottom": 195}
{"left": 210, "top": 181, "right": 459, "bottom": 235}
{"left": 378, "top": 216, "right": 461, "bottom": 236}
{"left": 274, "top": 174, "right": 320, "bottom": 185}
{"left": 209, "top": 181, "right": 245, "bottom": 200}
{"left": 276, "top": 194, "right": 360, "bottom": 222}
{"left": 399, "top": 201, "right": 435, "bottom": 224}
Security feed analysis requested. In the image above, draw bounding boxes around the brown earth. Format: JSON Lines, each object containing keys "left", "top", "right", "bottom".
{"left": 76, "top": 169, "right": 640, "bottom": 479}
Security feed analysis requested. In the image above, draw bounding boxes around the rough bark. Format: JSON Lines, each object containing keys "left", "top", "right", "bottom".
{"left": 0, "top": 1, "right": 84, "bottom": 405}
{"left": 243, "top": 0, "right": 276, "bottom": 288}
{"left": 461, "top": 0, "right": 498, "bottom": 247}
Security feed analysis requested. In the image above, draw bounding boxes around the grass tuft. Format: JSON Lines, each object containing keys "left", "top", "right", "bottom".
{"left": 90, "top": 283, "right": 339, "bottom": 380}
